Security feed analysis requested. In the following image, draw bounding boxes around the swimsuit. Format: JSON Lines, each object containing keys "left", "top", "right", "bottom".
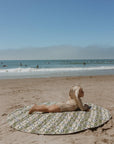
{"left": 56, "top": 99, "right": 78, "bottom": 112}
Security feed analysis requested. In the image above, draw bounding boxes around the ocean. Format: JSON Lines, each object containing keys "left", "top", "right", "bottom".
{"left": 0, "top": 59, "right": 114, "bottom": 79}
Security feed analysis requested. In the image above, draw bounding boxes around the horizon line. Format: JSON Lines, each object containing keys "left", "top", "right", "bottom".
{"left": 0, "top": 58, "right": 114, "bottom": 61}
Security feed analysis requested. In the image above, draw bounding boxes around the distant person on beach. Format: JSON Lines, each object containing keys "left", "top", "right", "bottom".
{"left": 29, "top": 86, "right": 90, "bottom": 114}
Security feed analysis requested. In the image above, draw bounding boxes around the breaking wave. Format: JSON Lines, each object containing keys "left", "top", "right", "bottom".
{"left": 0, "top": 66, "right": 114, "bottom": 73}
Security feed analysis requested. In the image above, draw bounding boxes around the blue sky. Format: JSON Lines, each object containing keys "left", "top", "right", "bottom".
{"left": 0, "top": 0, "right": 114, "bottom": 59}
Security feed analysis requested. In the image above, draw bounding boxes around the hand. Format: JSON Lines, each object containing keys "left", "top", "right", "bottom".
{"left": 84, "top": 104, "right": 90, "bottom": 111}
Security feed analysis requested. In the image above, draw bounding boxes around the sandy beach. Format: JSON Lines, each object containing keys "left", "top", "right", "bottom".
{"left": 0, "top": 75, "right": 114, "bottom": 144}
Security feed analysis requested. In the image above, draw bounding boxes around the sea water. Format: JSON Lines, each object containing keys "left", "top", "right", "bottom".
{"left": 0, "top": 59, "right": 114, "bottom": 79}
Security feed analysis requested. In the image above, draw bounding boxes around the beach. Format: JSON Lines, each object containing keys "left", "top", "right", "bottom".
{"left": 0, "top": 75, "right": 114, "bottom": 144}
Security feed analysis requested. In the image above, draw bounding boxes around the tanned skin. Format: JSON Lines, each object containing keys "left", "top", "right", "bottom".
{"left": 29, "top": 86, "right": 90, "bottom": 114}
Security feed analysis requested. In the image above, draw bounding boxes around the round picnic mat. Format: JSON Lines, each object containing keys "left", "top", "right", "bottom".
{"left": 7, "top": 102, "right": 111, "bottom": 135}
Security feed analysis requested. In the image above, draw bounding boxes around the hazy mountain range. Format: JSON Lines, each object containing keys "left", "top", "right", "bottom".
{"left": 0, "top": 45, "right": 114, "bottom": 60}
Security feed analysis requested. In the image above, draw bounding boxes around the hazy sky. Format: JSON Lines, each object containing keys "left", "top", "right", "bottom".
{"left": 0, "top": 45, "right": 114, "bottom": 60}
{"left": 0, "top": 0, "right": 114, "bottom": 59}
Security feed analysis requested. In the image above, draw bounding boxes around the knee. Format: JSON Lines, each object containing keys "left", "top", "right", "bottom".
{"left": 48, "top": 105, "right": 60, "bottom": 112}
{"left": 48, "top": 107, "right": 55, "bottom": 112}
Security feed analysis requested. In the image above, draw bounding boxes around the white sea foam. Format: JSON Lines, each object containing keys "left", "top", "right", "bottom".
{"left": 0, "top": 66, "right": 114, "bottom": 73}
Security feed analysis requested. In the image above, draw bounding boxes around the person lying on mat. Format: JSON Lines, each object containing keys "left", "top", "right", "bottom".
{"left": 29, "top": 86, "right": 90, "bottom": 114}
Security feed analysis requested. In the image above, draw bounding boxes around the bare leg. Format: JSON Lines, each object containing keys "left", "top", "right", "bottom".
{"left": 29, "top": 104, "right": 49, "bottom": 114}
{"left": 29, "top": 104, "right": 60, "bottom": 114}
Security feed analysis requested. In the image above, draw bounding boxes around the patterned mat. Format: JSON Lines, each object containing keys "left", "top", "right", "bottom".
{"left": 7, "top": 102, "right": 111, "bottom": 135}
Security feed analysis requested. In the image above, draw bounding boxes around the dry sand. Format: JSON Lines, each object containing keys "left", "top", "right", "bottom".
{"left": 0, "top": 75, "right": 114, "bottom": 144}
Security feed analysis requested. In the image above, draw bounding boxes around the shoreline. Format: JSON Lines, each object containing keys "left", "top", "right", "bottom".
{"left": 0, "top": 75, "right": 114, "bottom": 144}
{"left": 0, "top": 74, "right": 114, "bottom": 81}
{"left": 0, "top": 59, "right": 114, "bottom": 80}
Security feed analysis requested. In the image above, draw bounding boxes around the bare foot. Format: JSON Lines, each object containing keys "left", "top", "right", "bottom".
{"left": 29, "top": 104, "right": 37, "bottom": 114}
